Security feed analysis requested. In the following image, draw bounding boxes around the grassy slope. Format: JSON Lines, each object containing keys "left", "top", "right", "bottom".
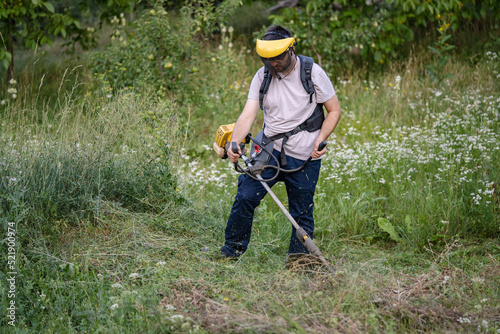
{"left": 1, "top": 37, "right": 499, "bottom": 333}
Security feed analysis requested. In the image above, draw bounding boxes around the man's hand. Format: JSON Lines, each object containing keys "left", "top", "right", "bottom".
{"left": 227, "top": 142, "right": 241, "bottom": 163}
{"left": 227, "top": 99, "right": 259, "bottom": 163}
{"left": 310, "top": 95, "right": 341, "bottom": 159}
{"left": 311, "top": 140, "right": 327, "bottom": 159}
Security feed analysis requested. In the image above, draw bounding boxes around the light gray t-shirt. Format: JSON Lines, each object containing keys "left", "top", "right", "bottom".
{"left": 248, "top": 58, "right": 336, "bottom": 161}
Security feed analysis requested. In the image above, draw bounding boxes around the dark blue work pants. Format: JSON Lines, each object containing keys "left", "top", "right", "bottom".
{"left": 220, "top": 150, "right": 321, "bottom": 257}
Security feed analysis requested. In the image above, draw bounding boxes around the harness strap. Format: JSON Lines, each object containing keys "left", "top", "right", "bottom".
{"left": 263, "top": 103, "right": 324, "bottom": 167}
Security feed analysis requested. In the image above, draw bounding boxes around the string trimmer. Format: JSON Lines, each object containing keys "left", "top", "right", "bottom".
{"left": 214, "top": 124, "right": 336, "bottom": 274}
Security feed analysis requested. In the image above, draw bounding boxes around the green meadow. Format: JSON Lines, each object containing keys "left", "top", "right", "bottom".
{"left": 1, "top": 1, "right": 499, "bottom": 333}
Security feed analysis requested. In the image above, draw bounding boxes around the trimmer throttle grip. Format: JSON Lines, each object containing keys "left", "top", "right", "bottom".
{"left": 231, "top": 141, "right": 239, "bottom": 154}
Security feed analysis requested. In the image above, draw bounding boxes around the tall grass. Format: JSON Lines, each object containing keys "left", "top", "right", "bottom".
{"left": 0, "top": 69, "right": 184, "bottom": 233}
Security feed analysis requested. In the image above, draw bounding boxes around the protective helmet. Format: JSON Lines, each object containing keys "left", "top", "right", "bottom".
{"left": 256, "top": 35, "right": 295, "bottom": 59}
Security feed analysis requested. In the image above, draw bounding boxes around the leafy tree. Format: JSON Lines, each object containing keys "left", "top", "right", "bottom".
{"left": 267, "top": 0, "right": 500, "bottom": 75}
{"left": 0, "top": 0, "right": 137, "bottom": 81}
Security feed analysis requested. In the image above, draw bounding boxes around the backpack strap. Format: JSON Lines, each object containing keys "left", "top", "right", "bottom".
{"left": 259, "top": 67, "right": 272, "bottom": 110}
{"left": 298, "top": 55, "right": 315, "bottom": 104}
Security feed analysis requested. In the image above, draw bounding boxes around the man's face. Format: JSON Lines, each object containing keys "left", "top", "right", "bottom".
{"left": 269, "top": 51, "right": 292, "bottom": 72}
{"left": 262, "top": 49, "right": 293, "bottom": 73}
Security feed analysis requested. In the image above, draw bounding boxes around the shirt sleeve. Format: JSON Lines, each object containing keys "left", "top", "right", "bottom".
{"left": 311, "top": 64, "right": 336, "bottom": 104}
{"left": 247, "top": 67, "right": 265, "bottom": 101}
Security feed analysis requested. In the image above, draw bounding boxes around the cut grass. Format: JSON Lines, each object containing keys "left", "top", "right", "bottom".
{"left": 7, "top": 212, "right": 498, "bottom": 333}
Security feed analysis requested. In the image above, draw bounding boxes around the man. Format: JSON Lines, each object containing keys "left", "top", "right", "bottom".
{"left": 220, "top": 25, "right": 341, "bottom": 263}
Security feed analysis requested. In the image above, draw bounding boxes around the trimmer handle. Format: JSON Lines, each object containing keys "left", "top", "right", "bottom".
{"left": 231, "top": 141, "right": 239, "bottom": 154}
{"left": 296, "top": 141, "right": 327, "bottom": 169}
{"left": 307, "top": 141, "right": 327, "bottom": 162}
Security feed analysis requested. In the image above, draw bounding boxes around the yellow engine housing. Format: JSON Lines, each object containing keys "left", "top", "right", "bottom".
{"left": 214, "top": 123, "right": 235, "bottom": 148}
{"left": 213, "top": 123, "right": 248, "bottom": 158}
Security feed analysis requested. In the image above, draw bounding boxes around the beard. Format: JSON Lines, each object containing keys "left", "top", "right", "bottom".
{"left": 261, "top": 52, "right": 294, "bottom": 78}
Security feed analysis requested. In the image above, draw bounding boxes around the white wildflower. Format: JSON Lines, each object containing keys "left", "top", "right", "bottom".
{"left": 163, "top": 304, "right": 176, "bottom": 311}
{"left": 129, "top": 273, "right": 140, "bottom": 279}
{"left": 110, "top": 303, "right": 119, "bottom": 310}
{"left": 8, "top": 177, "right": 17, "bottom": 186}
{"left": 471, "top": 277, "right": 484, "bottom": 284}
{"left": 111, "top": 283, "right": 123, "bottom": 289}
{"left": 458, "top": 317, "right": 471, "bottom": 324}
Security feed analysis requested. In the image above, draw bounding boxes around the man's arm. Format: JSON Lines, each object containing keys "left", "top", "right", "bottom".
{"left": 311, "top": 94, "right": 341, "bottom": 159}
{"left": 227, "top": 98, "right": 260, "bottom": 162}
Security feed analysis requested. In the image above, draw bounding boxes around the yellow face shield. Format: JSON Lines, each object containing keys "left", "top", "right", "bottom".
{"left": 256, "top": 37, "right": 295, "bottom": 59}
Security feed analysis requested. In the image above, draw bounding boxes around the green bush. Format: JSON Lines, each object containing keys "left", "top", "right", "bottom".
{"left": 89, "top": 0, "right": 242, "bottom": 99}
